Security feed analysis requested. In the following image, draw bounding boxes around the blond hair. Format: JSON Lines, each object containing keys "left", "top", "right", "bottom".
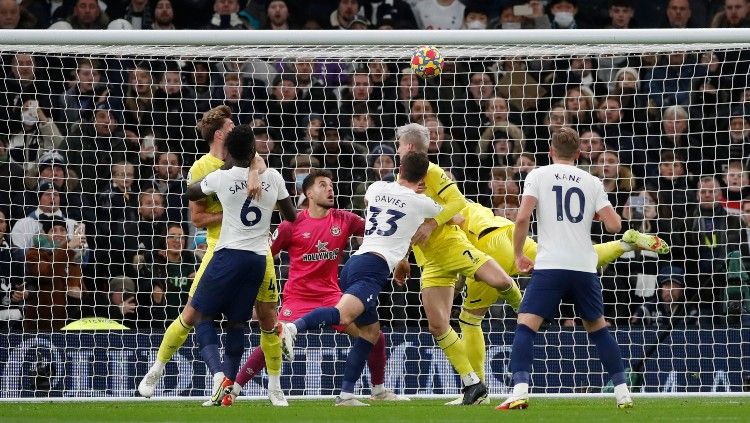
{"left": 196, "top": 105, "right": 232, "bottom": 144}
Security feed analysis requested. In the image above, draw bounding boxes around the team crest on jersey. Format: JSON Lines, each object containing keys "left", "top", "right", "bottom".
{"left": 302, "top": 232, "right": 311, "bottom": 239}
{"left": 331, "top": 226, "right": 341, "bottom": 236}
{"left": 282, "top": 308, "right": 292, "bottom": 317}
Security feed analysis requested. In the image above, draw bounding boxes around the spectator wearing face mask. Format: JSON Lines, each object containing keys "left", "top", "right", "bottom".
{"left": 461, "top": 2, "right": 489, "bottom": 29}
{"left": 547, "top": 0, "right": 578, "bottom": 29}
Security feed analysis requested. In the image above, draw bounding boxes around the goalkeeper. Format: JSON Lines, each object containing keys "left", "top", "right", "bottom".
{"left": 441, "top": 201, "right": 669, "bottom": 404}
{"left": 138, "top": 106, "right": 283, "bottom": 406}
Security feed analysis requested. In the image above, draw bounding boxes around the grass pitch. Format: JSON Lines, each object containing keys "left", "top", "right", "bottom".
{"left": 0, "top": 397, "right": 748, "bottom": 422}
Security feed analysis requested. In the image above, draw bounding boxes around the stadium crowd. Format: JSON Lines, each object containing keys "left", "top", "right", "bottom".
{"left": 0, "top": 0, "right": 749, "bottom": 331}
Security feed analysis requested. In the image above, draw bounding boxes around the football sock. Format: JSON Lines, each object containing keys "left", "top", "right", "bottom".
{"left": 195, "top": 320, "right": 221, "bottom": 376}
{"left": 293, "top": 307, "right": 340, "bottom": 333}
{"left": 499, "top": 280, "right": 523, "bottom": 312}
{"left": 594, "top": 241, "right": 626, "bottom": 268}
{"left": 510, "top": 323, "right": 536, "bottom": 385}
{"left": 435, "top": 328, "right": 476, "bottom": 382}
{"left": 367, "top": 332, "right": 386, "bottom": 386}
{"left": 341, "top": 338, "right": 374, "bottom": 394}
{"left": 588, "top": 327, "right": 626, "bottom": 386}
{"left": 260, "top": 327, "right": 282, "bottom": 377}
{"left": 459, "top": 309, "right": 486, "bottom": 383}
{"left": 222, "top": 326, "right": 244, "bottom": 381}
{"left": 236, "top": 347, "right": 265, "bottom": 387}
{"left": 156, "top": 315, "right": 192, "bottom": 364}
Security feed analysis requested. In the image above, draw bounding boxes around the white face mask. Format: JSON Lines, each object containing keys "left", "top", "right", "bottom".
{"left": 466, "top": 19, "right": 487, "bottom": 30}
{"left": 554, "top": 11, "right": 575, "bottom": 28}
{"left": 501, "top": 21, "right": 522, "bottom": 30}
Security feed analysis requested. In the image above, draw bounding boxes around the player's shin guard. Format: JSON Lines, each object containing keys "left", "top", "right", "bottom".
{"left": 435, "top": 328, "right": 478, "bottom": 385}
{"left": 195, "top": 321, "right": 221, "bottom": 376}
{"left": 588, "top": 327, "right": 627, "bottom": 387}
{"left": 342, "top": 338, "right": 375, "bottom": 395}
{"left": 459, "top": 310, "right": 486, "bottom": 383}
{"left": 293, "top": 307, "right": 340, "bottom": 333}
{"left": 594, "top": 241, "right": 626, "bottom": 268}
{"left": 156, "top": 315, "right": 192, "bottom": 364}
{"left": 260, "top": 328, "right": 282, "bottom": 378}
{"left": 223, "top": 326, "right": 245, "bottom": 381}
{"left": 367, "top": 332, "right": 386, "bottom": 386}
{"left": 510, "top": 324, "right": 536, "bottom": 386}
{"left": 236, "top": 347, "right": 265, "bottom": 387}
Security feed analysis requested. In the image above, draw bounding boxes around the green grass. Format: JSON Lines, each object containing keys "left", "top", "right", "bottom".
{"left": 0, "top": 398, "right": 748, "bottom": 422}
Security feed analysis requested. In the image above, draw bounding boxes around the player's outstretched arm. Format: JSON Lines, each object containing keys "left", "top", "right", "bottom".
{"left": 246, "top": 153, "right": 267, "bottom": 200}
{"left": 596, "top": 205, "right": 622, "bottom": 234}
{"left": 186, "top": 181, "right": 207, "bottom": 201}
{"left": 276, "top": 197, "right": 297, "bottom": 223}
{"left": 514, "top": 195, "right": 537, "bottom": 273}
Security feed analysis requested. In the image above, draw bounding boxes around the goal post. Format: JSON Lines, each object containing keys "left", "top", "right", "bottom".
{"left": 0, "top": 29, "right": 749, "bottom": 399}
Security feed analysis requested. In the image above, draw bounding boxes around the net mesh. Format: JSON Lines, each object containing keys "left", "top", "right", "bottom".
{"left": 0, "top": 40, "right": 749, "bottom": 397}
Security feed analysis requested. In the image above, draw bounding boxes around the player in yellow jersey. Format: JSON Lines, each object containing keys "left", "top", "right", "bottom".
{"left": 442, "top": 201, "right": 670, "bottom": 405}
{"left": 392, "top": 123, "right": 522, "bottom": 405}
{"left": 138, "top": 105, "right": 284, "bottom": 406}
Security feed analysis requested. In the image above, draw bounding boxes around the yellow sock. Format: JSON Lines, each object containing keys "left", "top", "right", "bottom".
{"left": 156, "top": 315, "right": 192, "bottom": 364}
{"left": 499, "top": 280, "right": 523, "bottom": 312}
{"left": 459, "top": 310, "right": 486, "bottom": 383}
{"left": 594, "top": 241, "right": 625, "bottom": 268}
{"left": 261, "top": 328, "right": 282, "bottom": 376}
{"left": 435, "top": 328, "right": 474, "bottom": 379}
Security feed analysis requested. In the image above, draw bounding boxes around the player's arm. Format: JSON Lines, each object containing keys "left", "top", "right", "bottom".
{"left": 412, "top": 171, "right": 466, "bottom": 245}
{"left": 186, "top": 174, "right": 222, "bottom": 227}
{"left": 189, "top": 200, "right": 222, "bottom": 228}
{"left": 596, "top": 205, "right": 622, "bottom": 234}
{"left": 186, "top": 180, "right": 207, "bottom": 201}
{"left": 246, "top": 153, "right": 267, "bottom": 200}
{"left": 271, "top": 221, "right": 292, "bottom": 256}
{"left": 276, "top": 196, "right": 297, "bottom": 223}
{"left": 514, "top": 195, "right": 537, "bottom": 273}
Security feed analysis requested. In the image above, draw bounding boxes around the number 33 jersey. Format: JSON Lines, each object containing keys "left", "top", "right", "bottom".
{"left": 522, "top": 163, "right": 611, "bottom": 273}
{"left": 200, "top": 167, "right": 289, "bottom": 254}
{"left": 355, "top": 181, "right": 442, "bottom": 270}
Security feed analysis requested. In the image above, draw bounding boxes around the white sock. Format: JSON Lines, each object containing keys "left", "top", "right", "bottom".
{"left": 288, "top": 323, "right": 298, "bottom": 337}
{"left": 268, "top": 374, "right": 281, "bottom": 391}
{"left": 339, "top": 391, "right": 355, "bottom": 399}
{"left": 512, "top": 383, "right": 529, "bottom": 398}
{"left": 372, "top": 384, "right": 386, "bottom": 395}
{"left": 461, "top": 372, "right": 480, "bottom": 387}
{"left": 619, "top": 241, "right": 634, "bottom": 252}
{"left": 614, "top": 383, "right": 630, "bottom": 401}
{"left": 151, "top": 361, "right": 166, "bottom": 373}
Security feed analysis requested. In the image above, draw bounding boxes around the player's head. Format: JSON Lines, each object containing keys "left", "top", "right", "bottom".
{"left": 301, "top": 168, "right": 335, "bottom": 209}
{"left": 224, "top": 124, "right": 256, "bottom": 166}
{"left": 196, "top": 104, "right": 233, "bottom": 146}
{"left": 550, "top": 126, "right": 580, "bottom": 162}
{"left": 396, "top": 122, "right": 430, "bottom": 156}
{"left": 399, "top": 151, "right": 430, "bottom": 183}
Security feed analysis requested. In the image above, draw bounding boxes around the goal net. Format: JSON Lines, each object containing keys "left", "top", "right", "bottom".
{"left": 1, "top": 29, "right": 749, "bottom": 399}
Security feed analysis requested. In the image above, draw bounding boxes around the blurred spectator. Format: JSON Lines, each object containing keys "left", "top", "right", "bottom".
{"left": 461, "top": 2, "right": 489, "bottom": 29}
{"left": 611, "top": 67, "right": 649, "bottom": 135}
{"left": 124, "top": 189, "right": 168, "bottom": 270}
{"left": 64, "top": 0, "right": 109, "bottom": 29}
{"left": 264, "top": 0, "right": 292, "bottom": 29}
{"left": 94, "top": 161, "right": 138, "bottom": 278}
{"left": 525, "top": 105, "right": 567, "bottom": 166}
{"left": 211, "top": 72, "right": 254, "bottom": 125}
{"left": 140, "top": 224, "right": 197, "bottom": 324}
{"left": 577, "top": 129, "right": 605, "bottom": 173}
{"left": 593, "top": 96, "right": 647, "bottom": 173}
{"left": 547, "top": 0, "right": 578, "bottom": 29}
{"left": 630, "top": 266, "right": 700, "bottom": 326}
{"left": 291, "top": 58, "right": 337, "bottom": 116}
{"left": 494, "top": 0, "right": 549, "bottom": 29}
{"left": 338, "top": 68, "right": 377, "bottom": 117}
{"left": 266, "top": 73, "right": 308, "bottom": 144}
{"left": 123, "top": 62, "right": 155, "bottom": 128}
{"left": 646, "top": 150, "right": 693, "bottom": 219}
{"left": 146, "top": 152, "right": 186, "bottom": 226}
{"left": 424, "top": 117, "right": 465, "bottom": 180}
{"left": 346, "top": 102, "right": 385, "bottom": 148}
{"left": 106, "top": 274, "right": 165, "bottom": 329}
{"left": 711, "top": 0, "right": 750, "bottom": 28}
{"left": 740, "top": 200, "right": 750, "bottom": 257}
{"left": 20, "top": 0, "right": 57, "bottom": 28}
{"left": 497, "top": 58, "right": 546, "bottom": 113}
{"left": 721, "top": 160, "right": 749, "bottom": 214}
{"left": 24, "top": 215, "right": 85, "bottom": 331}
{"left": 493, "top": 192, "right": 520, "bottom": 221}
{"left": 310, "top": 117, "right": 367, "bottom": 207}
{"left": 591, "top": 150, "right": 636, "bottom": 211}
{"left": 0, "top": 209, "right": 25, "bottom": 330}
{"left": 413, "top": 0, "right": 465, "bottom": 29}
{"left": 454, "top": 70, "right": 495, "bottom": 140}
{"left": 152, "top": 62, "right": 198, "bottom": 145}
{"left": 0, "top": 138, "right": 25, "bottom": 220}
{"left": 607, "top": 0, "right": 635, "bottom": 29}
{"left": 543, "top": 56, "right": 599, "bottom": 101}
{"left": 151, "top": 0, "right": 175, "bottom": 29}
{"left": 57, "top": 58, "right": 106, "bottom": 129}
{"left": 646, "top": 53, "right": 709, "bottom": 108}
{"left": 485, "top": 166, "right": 521, "bottom": 211}
{"left": 253, "top": 126, "right": 284, "bottom": 168}
{"left": 328, "top": 0, "right": 361, "bottom": 29}
{"left": 65, "top": 105, "right": 135, "bottom": 194}
{"left": 408, "top": 96, "right": 438, "bottom": 125}
{"left": 646, "top": 105, "right": 707, "bottom": 177}
{"left": 563, "top": 86, "right": 595, "bottom": 127}
{"left": 480, "top": 96, "right": 524, "bottom": 140}
{"left": 7, "top": 98, "right": 63, "bottom": 173}
{"left": 661, "top": 0, "right": 695, "bottom": 28}
{"left": 1, "top": 53, "right": 54, "bottom": 139}
{"left": 361, "top": 0, "right": 417, "bottom": 29}
{"left": 345, "top": 14, "right": 370, "bottom": 29}
{"left": 10, "top": 181, "right": 80, "bottom": 251}
{"left": 122, "top": 0, "right": 151, "bottom": 29}
{"left": 715, "top": 112, "right": 750, "bottom": 172}
{"left": 207, "top": 0, "right": 251, "bottom": 29}
{"left": 183, "top": 61, "right": 212, "bottom": 113}
{"left": 351, "top": 144, "right": 397, "bottom": 210}
{"left": 284, "top": 154, "right": 320, "bottom": 197}
{"left": 301, "top": 114, "right": 323, "bottom": 146}
{"left": 0, "top": 0, "right": 36, "bottom": 29}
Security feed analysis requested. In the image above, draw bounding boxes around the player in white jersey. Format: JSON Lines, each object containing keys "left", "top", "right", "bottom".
{"left": 185, "top": 125, "right": 296, "bottom": 407}
{"left": 498, "top": 127, "right": 633, "bottom": 410}
{"left": 279, "top": 152, "right": 441, "bottom": 406}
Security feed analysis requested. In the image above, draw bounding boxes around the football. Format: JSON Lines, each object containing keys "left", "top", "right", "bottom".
{"left": 411, "top": 45, "right": 444, "bottom": 79}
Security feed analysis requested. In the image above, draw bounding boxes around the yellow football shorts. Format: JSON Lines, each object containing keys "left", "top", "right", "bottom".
{"left": 420, "top": 226, "right": 491, "bottom": 290}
